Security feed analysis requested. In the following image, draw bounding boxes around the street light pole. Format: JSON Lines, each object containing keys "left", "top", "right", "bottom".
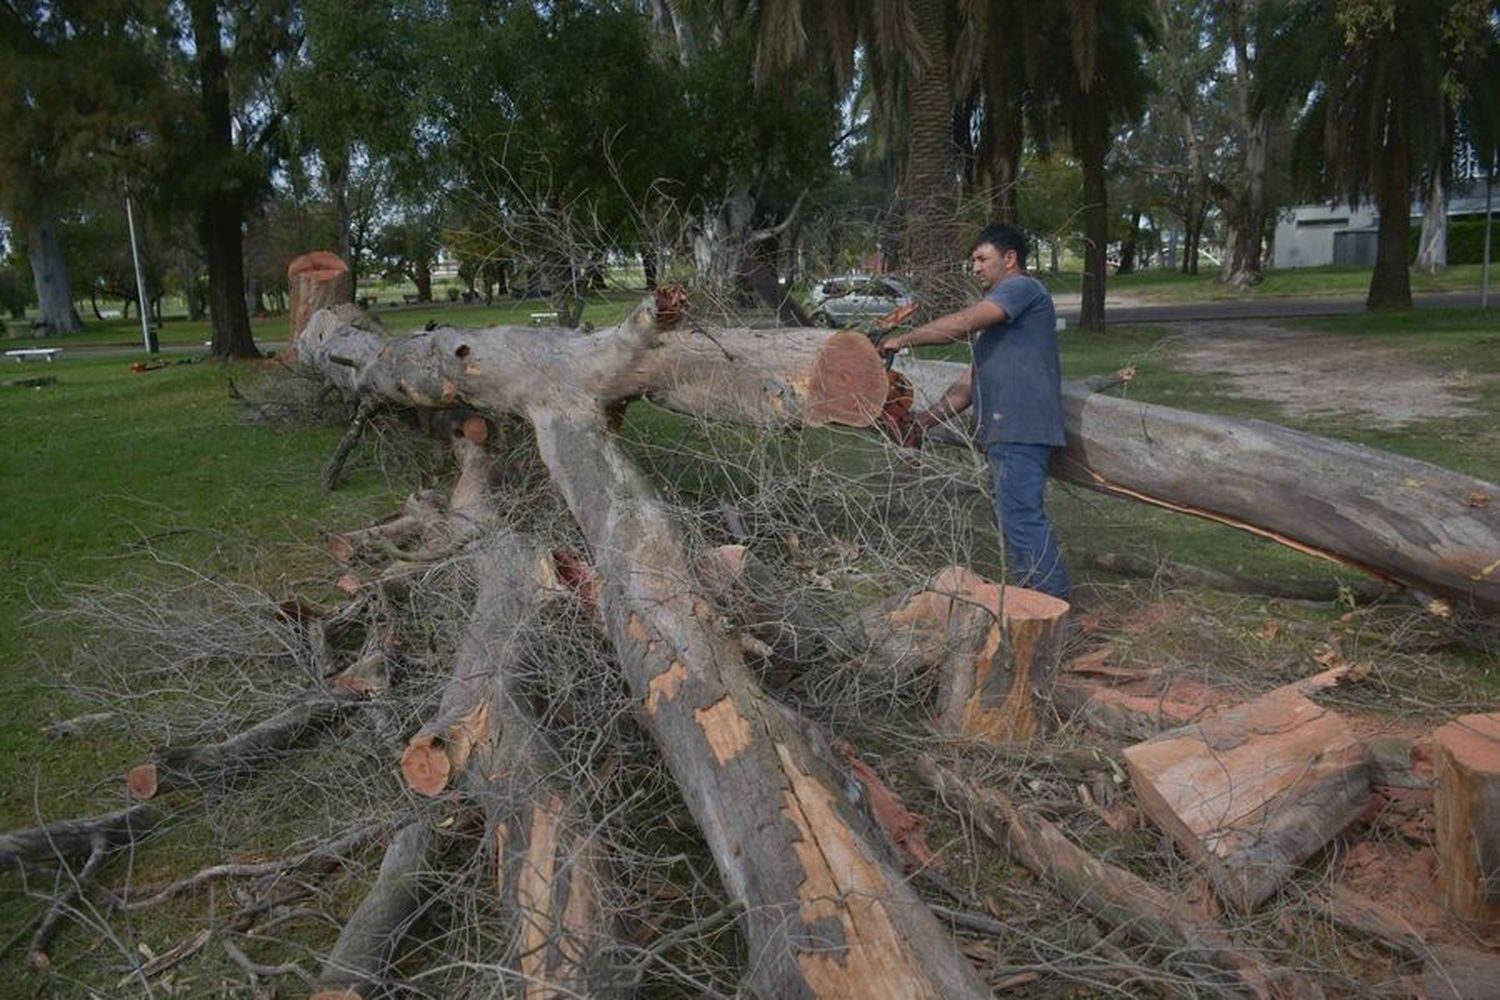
{"left": 125, "top": 192, "right": 157, "bottom": 355}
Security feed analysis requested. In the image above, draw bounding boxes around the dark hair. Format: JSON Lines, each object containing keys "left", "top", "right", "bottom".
{"left": 971, "top": 222, "right": 1028, "bottom": 269}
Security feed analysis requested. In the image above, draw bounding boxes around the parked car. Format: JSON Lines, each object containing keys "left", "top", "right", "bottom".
{"left": 807, "top": 274, "right": 913, "bottom": 328}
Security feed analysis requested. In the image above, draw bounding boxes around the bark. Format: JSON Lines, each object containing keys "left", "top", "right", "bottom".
{"left": 902, "top": 0, "right": 961, "bottom": 313}
{"left": 917, "top": 568, "right": 1069, "bottom": 745}
{"left": 287, "top": 251, "right": 352, "bottom": 355}
{"left": 1123, "top": 682, "right": 1371, "bottom": 912}
{"left": 897, "top": 356, "right": 1500, "bottom": 613}
{"left": 1073, "top": 98, "right": 1110, "bottom": 330}
{"left": 1417, "top": 170, "right": 1448, "bottom": 275}
{"left": 189, "top": 0, "right": 259, "bottom": 359}
{"left": 126, "top": 692, "right": 359, "bottom": 801}
{"left": 918, "top": 758, "right": 1312, "bottom": 999}
{"left": 1431, "top": 712, "right": 1500, "bottom": 934}
{"left": 1423, "top": 944, "right": 1500, "bottom": 1000}
{"left": 25, "top": 200, "right": 82, "bottom": 336}
{"left": 311, "top": 821, "right": 434, "bottom": 999}
{"left": 411, "top": 258, "right": 432, "bottom": 303}
{"left": 529, "top": 412, "right": 988, "bottom": 998}
{"left": 298, "top": 303, "right": 986, "bottom": 997}
{"left": 1368, "top": 106, "right": 1415, "bottom": 310}
{"left": 0, "top": 806, "right": 159, "bottom": 871}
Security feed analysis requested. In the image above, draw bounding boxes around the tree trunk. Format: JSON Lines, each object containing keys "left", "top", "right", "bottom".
{"left": 1431, "top": 713, "right": 1500, "bottom": 935}
{"left": 296, "top": 303, "right": 989, "bottom": 998}
{"left": 179, "top": 252, "right": 206, "bottom": 321}
{"left": 190, "top": 0, "right": 259, "bottom": 359}
{"left": 412, "top": 258, "right": 432, "bottom": 302}
{"left": 902, "top": 0, "right": 961, "bottom": 314}
{"left": 897, "top": 356, "right": 1500, "bottom": 612}
{"left": 1368, "top": 106, "right": 1415, "bottom": 309}
{"left": 1074, "top": 101, "right": 1110, "bottom": 331}
{"left": 1417, "top": 170, "right": 1448, "bottom": 275}
{"left": 286, "top": 251, "right": 353, "bottom": 358}
{"left": 641, "top": 248, "right": 658, "bottom": 290}
{"left": 25, "top": 199, "right": 82, "bottom": 336}
{"left": 1118, "top": 210, "right": 1140, "bottom": 274}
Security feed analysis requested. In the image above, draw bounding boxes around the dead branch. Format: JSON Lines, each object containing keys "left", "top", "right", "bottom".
{"left": 0, "top": 805, "right": 159, "bottom": 871}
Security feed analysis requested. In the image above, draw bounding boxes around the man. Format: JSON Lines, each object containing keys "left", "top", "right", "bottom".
{"left": 879, "top": 222, "right": 1070, "bottom": 600}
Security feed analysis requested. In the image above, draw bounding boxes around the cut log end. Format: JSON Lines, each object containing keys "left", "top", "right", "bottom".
{"left": 459, "top": 415, "right": 488, "bottom": 444}
{"left": 399, "top": 737, "right": 452, "bottom": 797}
{"left": 1432, "top": 712, "right": 1500, "bottom": 932}
{"left": 127, "top": 763, "right": 159, "bottom": 801}
{"left": 805, "top": 330, "right": 890, "bottom": 427}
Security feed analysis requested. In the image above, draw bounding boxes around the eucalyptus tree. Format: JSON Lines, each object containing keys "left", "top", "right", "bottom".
{"left": 0, "top": 2, "right": 166, "bottom": 334}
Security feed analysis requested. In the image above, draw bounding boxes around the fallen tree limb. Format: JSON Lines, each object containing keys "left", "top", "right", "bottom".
{"left": 917, "top": 756, "right": 1316, "bottom": 999}
{"left": 28, "top": 831, "right": 107, "bottom": 970}
{"left": 897, "top": 357, "right": 1500, "bottom": 614}
{"left": 297, "top": 302, "right": 990, "bottom": 997}
{"left": 0, "top": 805, "right": 159, "bottom": 871}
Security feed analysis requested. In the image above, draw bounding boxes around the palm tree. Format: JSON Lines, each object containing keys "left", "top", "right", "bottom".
{"left": 1260, "top": 0, "right": 1467, "bottom": 309}
{"left": 1026, "top": 1, "right": 1157, "bottom": 330}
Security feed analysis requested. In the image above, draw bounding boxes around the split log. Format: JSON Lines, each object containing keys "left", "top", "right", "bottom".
{"left": 286, "top": 251, "right": 353, "bottom": 362}
{"left": 1432, "top": 712, "right": 1500, "bottom": 934}
{"left": 918, "top": 756, "right": 1312, "bottom": 998}
{"left": 1123, "top": 679, "right": 1371, "bottom": 912}
{"left": 896, "top": 357, "right": 1500, "bottom": 614}
{"left": 530, "top": 411, "right": 989, "bottom": 998}
{"left": 920, "top": 567, "right": 1069, "bottom": 745}
{"left": 0, "top": 805, "right": 159, "bottom": 871}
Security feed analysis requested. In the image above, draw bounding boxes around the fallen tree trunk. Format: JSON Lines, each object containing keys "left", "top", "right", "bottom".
{"left": 0, "top": 805, "right": 159, "bottom": 871}
{"left": 296, "top": 303, "right": 986, "bottom": 996}
{"left": 897, "top": 358, "right": 1500, "bottom": 613}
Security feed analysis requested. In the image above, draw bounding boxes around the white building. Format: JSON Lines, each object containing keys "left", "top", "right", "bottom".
{"left": 1272, "top": 202, "right": 1380, "bottom": 269}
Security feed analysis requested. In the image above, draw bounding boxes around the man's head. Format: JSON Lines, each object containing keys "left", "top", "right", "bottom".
{"left": 970, "top": 222, "right": 1028, "bottom": 290}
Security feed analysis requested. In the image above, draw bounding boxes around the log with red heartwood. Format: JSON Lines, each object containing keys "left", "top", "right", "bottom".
{"left": 286, "top": 251, "right": 353, "bottom": 362}
{"left": 921, "top": 567, "right": 1070, "bottom": 745}
{"left": 894, "top": 356, "right": 1500, "bottom": 614}
{"left": 1123, "top": 676, "right": 1371, "bottom": 912}
{"left": 1432, "top": 712, "right": 1500, "bottom": 935}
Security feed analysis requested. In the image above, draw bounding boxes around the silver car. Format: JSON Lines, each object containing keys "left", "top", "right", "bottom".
{"left": 807, "top": 274, "right": 913, "bottom": 328}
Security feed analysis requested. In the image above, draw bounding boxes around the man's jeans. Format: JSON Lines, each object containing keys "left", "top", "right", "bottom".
{"left": 986, "top": 443, "right": 1070, "bottom": 600}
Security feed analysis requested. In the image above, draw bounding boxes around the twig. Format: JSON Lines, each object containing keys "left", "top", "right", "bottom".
{"left": 29, "top": 832, "right": 108, "bottom": 968}
{"left": 322, "top": 397, "right": 380, "bottom": 492}
{"left": 220, "top": 931, "right": 316, "bottom": 989}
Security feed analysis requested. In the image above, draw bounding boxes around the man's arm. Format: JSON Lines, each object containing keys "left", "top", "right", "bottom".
{"left": 880, "top": 298, "right": 1006, "bottom": 353}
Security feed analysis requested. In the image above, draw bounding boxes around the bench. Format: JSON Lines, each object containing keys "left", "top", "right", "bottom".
{"left": 6, "top": 348, "right": 61, "bottom": 362}
{"left": 402, "top": 293, "right": 421, "bottom": 305}
{"left": 530, "top": 312, "right": 554, "bottom": 327}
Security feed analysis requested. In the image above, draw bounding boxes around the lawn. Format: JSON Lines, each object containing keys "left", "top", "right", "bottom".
{"left": 2, "top": 299, "right": 1496, "bottom": 993}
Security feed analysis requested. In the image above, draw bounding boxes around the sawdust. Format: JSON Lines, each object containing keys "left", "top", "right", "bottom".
{"left": 1168, "top": 320, "right": 1490, "bottom": 428}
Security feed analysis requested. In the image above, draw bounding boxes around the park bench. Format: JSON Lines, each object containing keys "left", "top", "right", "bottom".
{"left": 529, "top": 312, "right": 554, "bottom": 326}
{"left": 5, "top": 347, "right": 61, "bottom": 362}
{"left": 402, "top": 293, "right": 421, "bottom": 305}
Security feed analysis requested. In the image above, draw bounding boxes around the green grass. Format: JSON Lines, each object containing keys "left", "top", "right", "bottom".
{"left": 1033, "top": 263, "right": 1491, "bottom": 303}
{"left": 3, "top": 300, "right": 1497, "bottom": 990}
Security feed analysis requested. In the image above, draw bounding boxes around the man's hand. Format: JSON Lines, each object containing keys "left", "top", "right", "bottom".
{"left": 877, "top": 331, "right": 906, "bottom": 360}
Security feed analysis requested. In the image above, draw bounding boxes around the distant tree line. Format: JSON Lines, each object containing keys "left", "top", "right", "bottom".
{"left": 1, "top": 0, "right": 1496, "bottom": 353}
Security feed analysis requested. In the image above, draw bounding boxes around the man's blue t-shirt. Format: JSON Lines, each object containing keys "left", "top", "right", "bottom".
{"left": 970, "top": 274, "right": 1065, "bottom": 448}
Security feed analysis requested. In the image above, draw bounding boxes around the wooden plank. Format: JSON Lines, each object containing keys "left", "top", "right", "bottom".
{"left": 1123, "top": 684, "right": 1371, "bottom": 911}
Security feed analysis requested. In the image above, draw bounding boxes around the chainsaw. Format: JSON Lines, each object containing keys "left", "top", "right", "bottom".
{"left": 859, "top": 301, "right": 919, "bottom": 445}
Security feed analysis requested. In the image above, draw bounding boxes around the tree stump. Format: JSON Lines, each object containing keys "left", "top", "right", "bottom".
{"left": 1432, "top": 712, "right": 1500, "bottom": 935}
{"left": 1123, "top": 683, "right": 1370, "bottom": 912}
{"left": 287, "top": 252, "right": 353, "bottom": 359}
{"left": 924, "top": 567, "right": 1070, "bottom": 745}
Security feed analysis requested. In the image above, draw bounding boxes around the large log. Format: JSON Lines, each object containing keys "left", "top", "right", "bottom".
{"left": 287, "top": 251, "right": 353, "bottom": 362}
{"left": 530, "top": 411, "right": 987, "bottom": 998}
{"left": 296, "top": 304, "right": 987, "bottom": 996}
{"left": 1123, "top": 679, "right": 1371, "bottom": 912}
{"left": 1432, "top": 712, "right": 1500, "bottom": 934}
{"left": 295, "top": 301, "right": 890, "bottom": 431}
{"left": 896, "top": 357, "right": 1500, "bottom": 613}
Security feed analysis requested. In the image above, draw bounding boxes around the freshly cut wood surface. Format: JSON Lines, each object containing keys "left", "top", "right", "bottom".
{"left": 287, "top": 251, "right": 352, "bottom": 360}
{"left": 1124, "top": 683, "right": 1371, "bottom": 911}
{"left": 1432, "top": 712, "right": 1500, "bottom": 934}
